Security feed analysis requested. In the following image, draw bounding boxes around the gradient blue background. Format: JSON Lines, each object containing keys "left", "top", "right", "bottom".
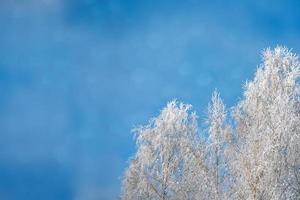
{"left": 1, "top": 0, "right": 300, "bottom": 199}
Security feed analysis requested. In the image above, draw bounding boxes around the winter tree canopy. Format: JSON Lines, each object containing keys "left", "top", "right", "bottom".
{"left": 121, "top": 46, "right": 300, "bottom": 200}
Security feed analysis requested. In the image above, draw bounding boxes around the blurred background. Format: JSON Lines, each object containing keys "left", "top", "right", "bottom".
{"left": 1, "top": 0, "right": 300, "bottom": 199}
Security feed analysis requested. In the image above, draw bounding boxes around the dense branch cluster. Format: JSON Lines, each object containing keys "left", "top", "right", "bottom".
{"left": 121, "top": 47, "right": 300, "bottom": 200}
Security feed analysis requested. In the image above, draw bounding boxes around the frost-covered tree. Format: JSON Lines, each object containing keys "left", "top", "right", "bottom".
{"left": 230, "top": 46, "right": 300, "bottom": 200}
{"left": 121, "top": 101, "right": 210, "bottom": 200}
{"left": 206, "top": 90, "right": 231, "bottom": 200}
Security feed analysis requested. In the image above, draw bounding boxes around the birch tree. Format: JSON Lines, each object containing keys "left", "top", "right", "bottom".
{"left": 230, "top": 46, "right": 300, "bottom": 200}
{"left": 121, "top": 100, "right": 210, "bottom": 200}
{"left": 206, "top": 90, "right": 231, "bottom": 200}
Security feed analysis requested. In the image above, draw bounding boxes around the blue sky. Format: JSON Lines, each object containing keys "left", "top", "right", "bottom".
{"left": 1, "top": 0, "right": 300, "bottom": 199}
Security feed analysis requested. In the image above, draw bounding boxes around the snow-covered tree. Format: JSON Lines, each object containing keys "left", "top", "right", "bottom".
{"left": 121, "top": 101, "right": 210, "bottom": 200}
{"left": 230, "top": 46, "right": 300, "bottom": 200}
{"left": 206, "top": 90, "right": 231, "bottom": 200}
